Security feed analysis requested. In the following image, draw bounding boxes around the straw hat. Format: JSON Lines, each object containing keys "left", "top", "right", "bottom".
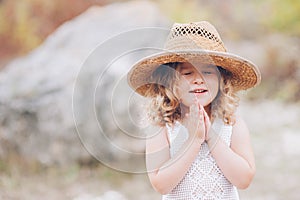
{"left": 127, "top": 21, "right": 261, "bottom": 96}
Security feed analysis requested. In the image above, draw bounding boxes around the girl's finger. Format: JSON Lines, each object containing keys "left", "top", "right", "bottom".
{"left": 199, "top": 104, "right": 204, "bottom": 111}
{"left": 192, "top": 103, "right": 200, "bottom": 118}
{"left": 203, "top": 108, "right": 209, "bottom": 121}
{"left": 195, "top": 98, "right": 201, "bottom": 111}
{"left": 199, "top": 109, "right": 203, "bottom": 121}
{"left": 203, "top": 109, "right": 211, "bottom": 135}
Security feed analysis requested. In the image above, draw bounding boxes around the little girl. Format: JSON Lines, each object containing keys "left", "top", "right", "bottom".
{"left": 127, "top": 21, "right": 261, "bottom": 199}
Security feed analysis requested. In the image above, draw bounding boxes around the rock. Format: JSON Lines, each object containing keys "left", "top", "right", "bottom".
{"left": 0, "top": 0, "right": 170, "bottom": 167}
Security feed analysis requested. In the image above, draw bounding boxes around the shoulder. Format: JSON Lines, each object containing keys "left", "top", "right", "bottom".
{"left": 232, "top": 115, "right": 249, "bottom": 133}
{"left": 145, "top": 125, "right": 171, "bottom": 176}
{"left": 231, "top": 115, "right": 251, "bottom": 148}
{"left": 146, "top": 125, "right": 170, "bottom": 153}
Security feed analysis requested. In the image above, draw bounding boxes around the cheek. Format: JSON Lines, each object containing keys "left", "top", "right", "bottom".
{"left": 173, "top": 80, "right": 189, "bottom": 99}
{"left": 176, "top": 79, "right": 189, "bottom": 90}
{"left": 207, "top": 77, "right": 220, "bottom": 94}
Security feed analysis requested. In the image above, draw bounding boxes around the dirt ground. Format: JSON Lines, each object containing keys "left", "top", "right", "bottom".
{"left": 1, "top": 100, "right": 299, "bottom": 200}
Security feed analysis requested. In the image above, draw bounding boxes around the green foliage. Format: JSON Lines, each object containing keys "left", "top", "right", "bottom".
{"left": 155, "top": 0, "right": 213, "bottom": 23}
{"left": 154, "top": 0, "right": 300, "bottom": 37}
{"left": 1, "top": 0, "right": 299, "bottom": 102}
{"left": 258, "top": 0, "right": 300, "bottom": 36}
{"left": 0, "top": 0, "right": 103, "bottom": 58}
{"left": 0, "top": 0, "right": 41, "bottom": 53}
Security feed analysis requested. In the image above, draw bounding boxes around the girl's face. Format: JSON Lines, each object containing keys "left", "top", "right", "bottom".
{"left": 175, "top": 62, "right": 220, "bottom": 108}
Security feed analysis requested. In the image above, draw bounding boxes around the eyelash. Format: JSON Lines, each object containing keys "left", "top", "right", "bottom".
{"left": 183, "top": 71, "right": 212, "bottom": 75}
{"left": 182, "top": 72, "right": 192, "bottom": 75}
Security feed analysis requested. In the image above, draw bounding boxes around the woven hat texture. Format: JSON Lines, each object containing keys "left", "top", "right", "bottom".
{"left": 127, "top": 21, "right": 261, "bottom": 96}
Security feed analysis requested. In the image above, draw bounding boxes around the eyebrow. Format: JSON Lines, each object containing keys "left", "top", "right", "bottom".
{"left": 179, "top": 65, "right": 190, "bottom": 70}
{"left": 200, "top": 64, "right": 217, "bottom": 69}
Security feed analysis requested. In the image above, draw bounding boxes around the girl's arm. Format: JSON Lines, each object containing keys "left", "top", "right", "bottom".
{"left": 207, "top": 115, "right": 256, "bottom": 189}
{"left": 146, "top": 126, "right": 203, "bottom": 194}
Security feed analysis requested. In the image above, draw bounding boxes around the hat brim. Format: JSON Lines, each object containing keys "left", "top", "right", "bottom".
{"left": 127, "top": 50, "right": 261, "bottom": 96}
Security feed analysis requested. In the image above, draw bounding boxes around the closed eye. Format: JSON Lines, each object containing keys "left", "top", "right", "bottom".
{"left": 182, "top": 72, "right": 193, "bottom": 75}
{"left": 202, "top": 71, "right": 213, "bottom": 75}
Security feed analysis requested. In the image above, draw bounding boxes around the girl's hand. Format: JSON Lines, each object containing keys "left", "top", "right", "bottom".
{"left": 202, "top": 106, "right": 212, "bottom": 141}
{"left": 182, "top": 100, "right": 206, "bottom": 144}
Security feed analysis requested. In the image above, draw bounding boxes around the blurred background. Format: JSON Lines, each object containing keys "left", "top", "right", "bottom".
{"left": 0, "top": 0, "right": 299, "bottom": 199}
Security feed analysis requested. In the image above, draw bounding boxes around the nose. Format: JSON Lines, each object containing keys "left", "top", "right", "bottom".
{"left": 193, "top": 74, "right": 204, "bottom": 84}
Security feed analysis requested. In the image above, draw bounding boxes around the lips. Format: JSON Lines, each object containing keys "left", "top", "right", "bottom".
{"left": 189, "top": 89, "right": 208, "bottom": 93}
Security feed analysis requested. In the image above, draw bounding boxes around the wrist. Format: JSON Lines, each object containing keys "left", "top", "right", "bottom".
{"left": 188, "top": 134, "right": 205, "bottom": 146}
{"left": 206, "top": 128, "right": 219, "bottom": 150}
{"left": 181, "top": 123, "right": 205, "bottom": 146}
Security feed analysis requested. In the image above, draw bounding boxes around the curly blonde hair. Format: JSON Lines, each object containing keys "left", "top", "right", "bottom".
{"left": 145, "top": 63, "right": 239, "bottom": 126}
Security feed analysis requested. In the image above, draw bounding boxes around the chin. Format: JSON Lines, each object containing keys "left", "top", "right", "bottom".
{"left": 180, "top": 100, "right": 209, "bottom": 108}
{"left": 194, "top": 99, "right": 210, "bottom": 107}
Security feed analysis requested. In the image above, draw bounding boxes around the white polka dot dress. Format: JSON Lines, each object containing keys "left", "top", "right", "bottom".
{"left": 163, "top": 119, "right": 239, "bottom": 200}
